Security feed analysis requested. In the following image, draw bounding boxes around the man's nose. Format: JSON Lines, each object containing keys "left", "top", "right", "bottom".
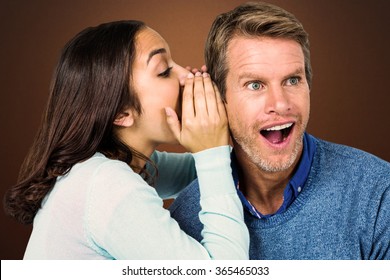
{"left": 264, "top": 86, "right": 291, "bottom": 115}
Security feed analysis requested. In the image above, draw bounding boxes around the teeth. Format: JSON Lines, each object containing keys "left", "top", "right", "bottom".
{"left": 265, "top": 123, "right": 293, "bottom": 131}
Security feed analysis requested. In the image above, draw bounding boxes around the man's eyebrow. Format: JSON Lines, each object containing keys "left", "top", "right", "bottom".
{"left": 146, "top": 48, "right": 167, "bottom": 65}
{"left": 238, "top": 67, "right": 305, "bottom": 81}
{"left": 282, "top": 67, "right": 305, "bottom": 79}
{"left": 291, "top": 67, "right": 305, "bottom": 75}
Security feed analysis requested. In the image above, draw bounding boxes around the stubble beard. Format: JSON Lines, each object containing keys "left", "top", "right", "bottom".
{"left": 231, "top": 121, "right": 306, "bottom": 173}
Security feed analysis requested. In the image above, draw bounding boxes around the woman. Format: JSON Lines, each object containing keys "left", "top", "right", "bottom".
{"left": 3, "top": 20, "right": 249, "bottom": 259}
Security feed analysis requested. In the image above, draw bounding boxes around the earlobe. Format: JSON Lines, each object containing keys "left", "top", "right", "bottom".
{"left": 113, "top": 110, "right": 134, "bottom": 127}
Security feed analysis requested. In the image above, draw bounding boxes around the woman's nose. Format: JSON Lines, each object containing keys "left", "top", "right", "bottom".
{"left": 176, "top": 64, "right": 191, "bottom": 86}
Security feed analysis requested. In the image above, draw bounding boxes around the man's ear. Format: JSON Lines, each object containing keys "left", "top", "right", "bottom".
{"left": 113, "top": 110, "right": 134, "bottom": 127}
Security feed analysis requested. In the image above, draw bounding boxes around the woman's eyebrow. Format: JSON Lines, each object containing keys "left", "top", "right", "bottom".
{"left": 147, "top": 48, "right": 167, "bottom": 65}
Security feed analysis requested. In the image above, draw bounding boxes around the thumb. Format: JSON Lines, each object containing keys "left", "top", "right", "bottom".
{"left": 165, "top": 107, "right": 181, "bottom": 140}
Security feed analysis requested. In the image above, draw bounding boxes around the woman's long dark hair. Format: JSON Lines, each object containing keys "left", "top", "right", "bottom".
{"left": 4, "top": 20, "right": 152, "bottom": 225}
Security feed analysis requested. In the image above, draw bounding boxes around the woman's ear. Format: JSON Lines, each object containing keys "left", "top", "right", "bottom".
{"left": 113, "top": 110, "right": 134, "bottom": 127}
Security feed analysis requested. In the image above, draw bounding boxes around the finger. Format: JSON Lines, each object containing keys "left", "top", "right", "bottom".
{"left": 181, "top": 72, "right": 195, "bottom": 120}
{"left": 180, "top": 69, "right": 191, "bottom": 86}
{"left": 165, "top": 107, "right": 181, "bottom": 140}
{"left": 213, "top": 83, "right": 227, "bottom": 121}
{"left": 193, "top": 72, "right": 208, "bottom": 118}
{"left": 202, "top": 72, "right": 218, "bottom": 119}
{"left": 186, "top": 65, "right": 207, "bottom": 73}
{"left": 185, "top": 66, "right": 200, "bottom": 74}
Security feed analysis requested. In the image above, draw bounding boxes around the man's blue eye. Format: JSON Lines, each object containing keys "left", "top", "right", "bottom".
{"left": 288, "top": 77, "right": 299, "bottom": 85}
{"left": 248, "top": 82, "right": 261, "bottom": 90}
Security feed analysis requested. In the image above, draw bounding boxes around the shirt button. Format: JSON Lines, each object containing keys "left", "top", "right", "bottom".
{"left": 297, "top": 186, "right": 302, "bottom": 193}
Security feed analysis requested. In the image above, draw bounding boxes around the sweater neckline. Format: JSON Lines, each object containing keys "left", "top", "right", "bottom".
{"left": 243, "top": 137, "right": 320, "bottom": 229}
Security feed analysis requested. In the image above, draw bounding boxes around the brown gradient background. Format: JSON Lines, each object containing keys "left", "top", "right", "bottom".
{"left": 1, "top": 0, "right": 389, "bottom": 259}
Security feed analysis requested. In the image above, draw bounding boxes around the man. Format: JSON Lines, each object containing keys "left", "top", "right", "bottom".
{"left": 170, "top": 2, "right": 390, "bottom": 259}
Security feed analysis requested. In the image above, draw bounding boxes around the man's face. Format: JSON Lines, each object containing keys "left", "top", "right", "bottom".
{"left": 225, "top": 36, "right": 310, "bottom": 172}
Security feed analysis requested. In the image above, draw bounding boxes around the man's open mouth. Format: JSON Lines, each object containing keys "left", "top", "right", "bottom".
{"left": 260, "top": 122, "right": 294, "bottom": 144}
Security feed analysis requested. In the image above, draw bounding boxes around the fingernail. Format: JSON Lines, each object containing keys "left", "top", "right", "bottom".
{"left": 164, "top": 108, "right": 171, "bottom": 117}
{"left": 187, "top": 72, "right": 194, "bottom": 78}
{"left": 195, "top": 71, "right": 202, "bottom": 77}
{"left": 202, "top": 72, "right": 209, "bottom": 78}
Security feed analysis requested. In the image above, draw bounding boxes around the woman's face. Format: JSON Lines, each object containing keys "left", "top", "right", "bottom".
{"left": 130, "top": 27, "right": 188, "bottom": 148}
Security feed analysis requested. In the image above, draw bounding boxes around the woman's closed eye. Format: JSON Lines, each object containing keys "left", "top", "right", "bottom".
{"left": 158, "top": 67, "right": 173, "bottom": 78}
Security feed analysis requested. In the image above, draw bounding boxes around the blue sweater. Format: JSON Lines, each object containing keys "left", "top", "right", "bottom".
{"left": 169, "top": 135, "right": 390, "bottom": 259}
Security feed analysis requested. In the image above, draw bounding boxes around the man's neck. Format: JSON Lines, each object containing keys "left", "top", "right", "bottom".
{"left": 235, "top": 149, "right": 300, "bottom": 215}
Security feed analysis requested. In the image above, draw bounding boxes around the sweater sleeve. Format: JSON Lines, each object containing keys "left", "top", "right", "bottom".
{"left": 150, "top": 151, "right": 196, "bottom": 199}
{"left": 85, "top": 146, "right": 249, "bottom": 259}
{"left": 194, "top": 146, "right": 249, "bottom": 259}
{"left": 371, "top": 185, "right": 390, "bottom": 259}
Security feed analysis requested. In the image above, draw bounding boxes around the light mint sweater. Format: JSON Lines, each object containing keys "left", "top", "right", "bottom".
{"left": 170, "top": 135, "right": 390, "bottom": 259}
{"left": 23, "top": 146, "right": 249, "bottom": 259}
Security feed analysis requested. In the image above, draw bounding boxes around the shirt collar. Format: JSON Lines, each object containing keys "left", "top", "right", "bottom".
{"left": 231, "top": 132, "right": 316, "bottom": 219}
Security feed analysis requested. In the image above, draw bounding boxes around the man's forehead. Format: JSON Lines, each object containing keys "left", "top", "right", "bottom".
{"left": 228, "top": 35, "right": 303, "bottom": 56}
{"left": 226, "top": 36, "right": 305, "bottom": 73}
